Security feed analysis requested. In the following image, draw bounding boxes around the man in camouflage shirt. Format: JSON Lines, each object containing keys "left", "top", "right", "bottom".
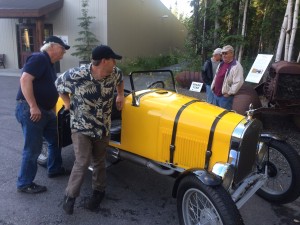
{"left": 55, "top": 45, "right": 124, "bottom": 215}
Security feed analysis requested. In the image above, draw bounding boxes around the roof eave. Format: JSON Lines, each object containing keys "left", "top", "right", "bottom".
{"left": 0, "top": 0, "right": 63, "bottom": 18}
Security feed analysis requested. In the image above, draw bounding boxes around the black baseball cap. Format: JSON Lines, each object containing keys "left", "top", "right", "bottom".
{"left": 92, "top": 45, "right": 122, "bottom": 60}
{"left": 44, "top": 36, "right": 70, "bottom": 50}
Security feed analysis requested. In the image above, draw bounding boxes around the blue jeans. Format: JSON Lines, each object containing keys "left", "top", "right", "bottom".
{"left": 213, "top": 94, "right": 234, "bottom": 110}
{"left": 205, "top": 84, "right": 214, "bottom": 104}
{"left": 15, "top": 101, "right": 63, "bottom": 188}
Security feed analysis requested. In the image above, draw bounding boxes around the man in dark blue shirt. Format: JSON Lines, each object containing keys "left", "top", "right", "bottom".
{"left": 201, "top": 48, "right": 222, "bottom": 103}
{"left": 15, "top": 36, "right": 70, "bottom": 194}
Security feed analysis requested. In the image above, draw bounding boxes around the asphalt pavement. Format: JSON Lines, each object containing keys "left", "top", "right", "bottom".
{"left": 0, "top": 70, "right": 299, "bottom": 225}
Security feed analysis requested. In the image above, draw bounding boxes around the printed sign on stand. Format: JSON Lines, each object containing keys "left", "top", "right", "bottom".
{"left": 189, "top": 82, "right": 203, "bottom": 92}
{"left": 245, "top": 54, "right": 273, "bottom": 83}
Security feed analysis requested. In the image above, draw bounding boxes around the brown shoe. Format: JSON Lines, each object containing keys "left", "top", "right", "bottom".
{"left": 63, "top": 195, "right": 76, "bottom": 215}
{"left": 84, "top": 190, "right": 105, "bottom": 211}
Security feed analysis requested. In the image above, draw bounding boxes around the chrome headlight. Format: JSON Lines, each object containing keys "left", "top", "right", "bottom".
{"left": 212, "top": 162, "right": 235, "bottom": 190}
{"left": 228, "top": 149, "right": 240, "bottom": 167}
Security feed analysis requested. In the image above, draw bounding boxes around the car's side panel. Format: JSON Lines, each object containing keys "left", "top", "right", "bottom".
{"left": 118, "top": 92, "right": 172, "bottom": 159}
{"left": 162, "top": 100, "right": 244, "bottom": 170}
{"left": 209, "top": 113, "right": 244, "bottom": 170}
{"left": 55, "top": 97, "right": 65, "bottom": 114}
{"left": 113, "top": 91, "right": 246, "bottom": 171}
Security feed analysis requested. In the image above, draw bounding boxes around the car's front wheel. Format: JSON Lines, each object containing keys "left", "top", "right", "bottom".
{"left": 177, "top": 175, "right": 244, "bottom": 225}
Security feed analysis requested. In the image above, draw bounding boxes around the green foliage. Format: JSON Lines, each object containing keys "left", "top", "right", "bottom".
{"left": 179, "top": 37, "right": 202, "bottom": 71}
{"left": 240, "top": 56, "right": 257, "bottom": 78}
{"left": 117, "top": 51, "right": 183, "bottom": 75}
{"left": 185, "top": 0, "right": 297, "bottom": 68}
{"left": 71, "top": 0, "right": 99, "bottom": 61}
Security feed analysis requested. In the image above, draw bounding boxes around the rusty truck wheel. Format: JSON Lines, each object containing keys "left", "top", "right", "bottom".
{"left": 292, "top": 115, "right": 300, "bottom": 129}
{"left": 257, "top": 139, "right": 300, "bottom": 204}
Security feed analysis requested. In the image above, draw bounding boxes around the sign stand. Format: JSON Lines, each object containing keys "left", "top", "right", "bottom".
{"left": 189, "top": 82, "right": 203, "bottom": 92}
{"left": 245, "top": 54, "right": 273, "bottom": 83}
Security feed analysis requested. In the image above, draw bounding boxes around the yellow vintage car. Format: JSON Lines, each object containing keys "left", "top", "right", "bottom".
{"left": 39, "top": 69, "right": 300, "bottom": 225}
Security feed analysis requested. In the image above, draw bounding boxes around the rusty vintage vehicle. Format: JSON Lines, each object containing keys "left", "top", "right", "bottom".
{"left": 233, "top": 61, "right": 300, "bottom": 123}
{"left": 39, "top": 69, "right": 300, "bottom": 225}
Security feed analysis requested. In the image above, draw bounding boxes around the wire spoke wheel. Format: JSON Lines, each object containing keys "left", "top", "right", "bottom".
{"left": 177, "top": 175, "right": 244, "bottom": 225}
{"left": 182, "top": 188, "right": 222, "bottom": 225}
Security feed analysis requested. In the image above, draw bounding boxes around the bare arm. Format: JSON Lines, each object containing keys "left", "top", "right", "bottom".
{"left": 115, "top": 80, "right": 125, "bottom": 111}
{"left": 20, "top": 72, "right": 41, "bottom": 122}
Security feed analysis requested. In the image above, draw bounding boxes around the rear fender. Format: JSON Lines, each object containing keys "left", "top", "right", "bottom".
{"left": 172, "top": 169, "right": 222, "bottom": 198}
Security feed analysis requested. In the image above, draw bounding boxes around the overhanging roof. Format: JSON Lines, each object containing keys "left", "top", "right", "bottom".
{"left": 0, "top": 0, "right": 63, "bottom": 18}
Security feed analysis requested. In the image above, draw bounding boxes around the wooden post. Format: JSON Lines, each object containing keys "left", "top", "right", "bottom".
{"left": 35, "top": 17, "right": 45, "bottom": 50}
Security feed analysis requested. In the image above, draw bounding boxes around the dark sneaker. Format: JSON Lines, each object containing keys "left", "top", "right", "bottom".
{"left": 17, "top": 182, "right": 47, "bottom": 194}
{"left": 48, "top": 167, "right": 71, "bottom": 178}
{"left": 63, "top": 195, "right": 76, "bottom": 215}
{"left": 84, "top": 190, "right": 105, "bottom": 211}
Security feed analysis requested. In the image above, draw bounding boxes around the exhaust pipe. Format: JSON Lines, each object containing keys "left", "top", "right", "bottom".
{"left": 108, "top": 147, "right": 175, "bottom": 176}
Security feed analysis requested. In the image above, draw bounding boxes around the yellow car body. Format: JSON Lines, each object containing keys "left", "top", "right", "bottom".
{"left": 50, "top": 68, "right": 300, "bottom": 224}
{"left": 111, "top": 90, "right": 243, "bottom": 171}
{"left": 56, "top": 69, "right": 269, "bottom": 224}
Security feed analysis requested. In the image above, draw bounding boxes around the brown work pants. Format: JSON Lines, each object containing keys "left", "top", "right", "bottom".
{"left": 65, "top": 132, "right": 109, "bottom": 198}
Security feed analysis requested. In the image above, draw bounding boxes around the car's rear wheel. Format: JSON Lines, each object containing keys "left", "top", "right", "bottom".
{"left": 37, "top": 141, "right": 48, "bottom": 167}
{"left": 177, "top": 175, "right": 244, "bottom": 225}
{"left": 292, "top": 115, "right": 300, "bottom": 129}
{"left": 256, "top": 139, "right": 300, "bottom": 204}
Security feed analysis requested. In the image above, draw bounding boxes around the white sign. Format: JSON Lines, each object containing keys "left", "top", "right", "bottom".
{"left": 189, "top": 82, "right": 203, "bottom": 92}
{"left": 245, "top": 54, "right": 273, "bottom": 83}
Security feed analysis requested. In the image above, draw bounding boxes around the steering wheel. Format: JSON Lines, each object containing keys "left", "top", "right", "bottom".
{"left": 147, "top": 81, "right": 165, "bottom": 89}
{"left": 124, "top": 89, "right": 131, "bottom": 95}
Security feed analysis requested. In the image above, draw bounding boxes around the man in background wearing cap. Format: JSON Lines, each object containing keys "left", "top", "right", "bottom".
{"left": 201, "top": 48, "right": 222, "bottom": 103}
{"left": 56, "top": 45, "right": 125, "bottom": 214}
{"left": 15, "top": 36, "right": 70, "bottom": 194}
{"left": 211, "top": 45, "right": 244, "bottom": 110}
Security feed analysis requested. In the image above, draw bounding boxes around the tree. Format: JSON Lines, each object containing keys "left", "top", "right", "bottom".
{"left": 71, "top": 0, "right": 99, "bottom": 62}
{"left": 275, "top": 3, "right": 289, "bottom": 61}
{"left": 275, "top": 0, "right": 300, "bottom": 62}
{"left": 288, "top": 0, "right": 299, "bottom": 61}
{"left": 238, "top": 0, "right": 250, "bottom": 62}
{"left": 184, "top": 0, "right": 299, "bottom": 70}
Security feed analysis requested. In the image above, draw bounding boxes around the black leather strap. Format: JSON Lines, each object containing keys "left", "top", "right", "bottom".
{"left": 205, "top": 110, "right": 229, "bottom": 169}
{"left": 169, "top": 99, "right": 200, "bottom": 164}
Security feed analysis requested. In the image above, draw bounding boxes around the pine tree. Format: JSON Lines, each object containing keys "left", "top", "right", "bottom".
{"left": 71, "top": 0, "right": 99, "bottom": 61}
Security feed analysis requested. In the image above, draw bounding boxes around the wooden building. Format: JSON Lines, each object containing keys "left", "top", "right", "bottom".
{"left": 0, "top": 0, "right": 187, "bottom": 72}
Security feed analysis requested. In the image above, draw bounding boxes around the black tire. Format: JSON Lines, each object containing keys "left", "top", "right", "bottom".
{"left": 292, "top": 115, "right": 300, "bottom": 129}
{"left": 37, "top": 141, "right": 48, "bottom": 167}
{"left": 257, "top": 139, "right": 300, "bottom": 204}
{"left": 177, "top": 175, "right": 244, "bottom": 225}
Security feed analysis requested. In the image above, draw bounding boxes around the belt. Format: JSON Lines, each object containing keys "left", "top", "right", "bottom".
{"left": 16, "top": 100, "right": 53, "bottom": 111}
